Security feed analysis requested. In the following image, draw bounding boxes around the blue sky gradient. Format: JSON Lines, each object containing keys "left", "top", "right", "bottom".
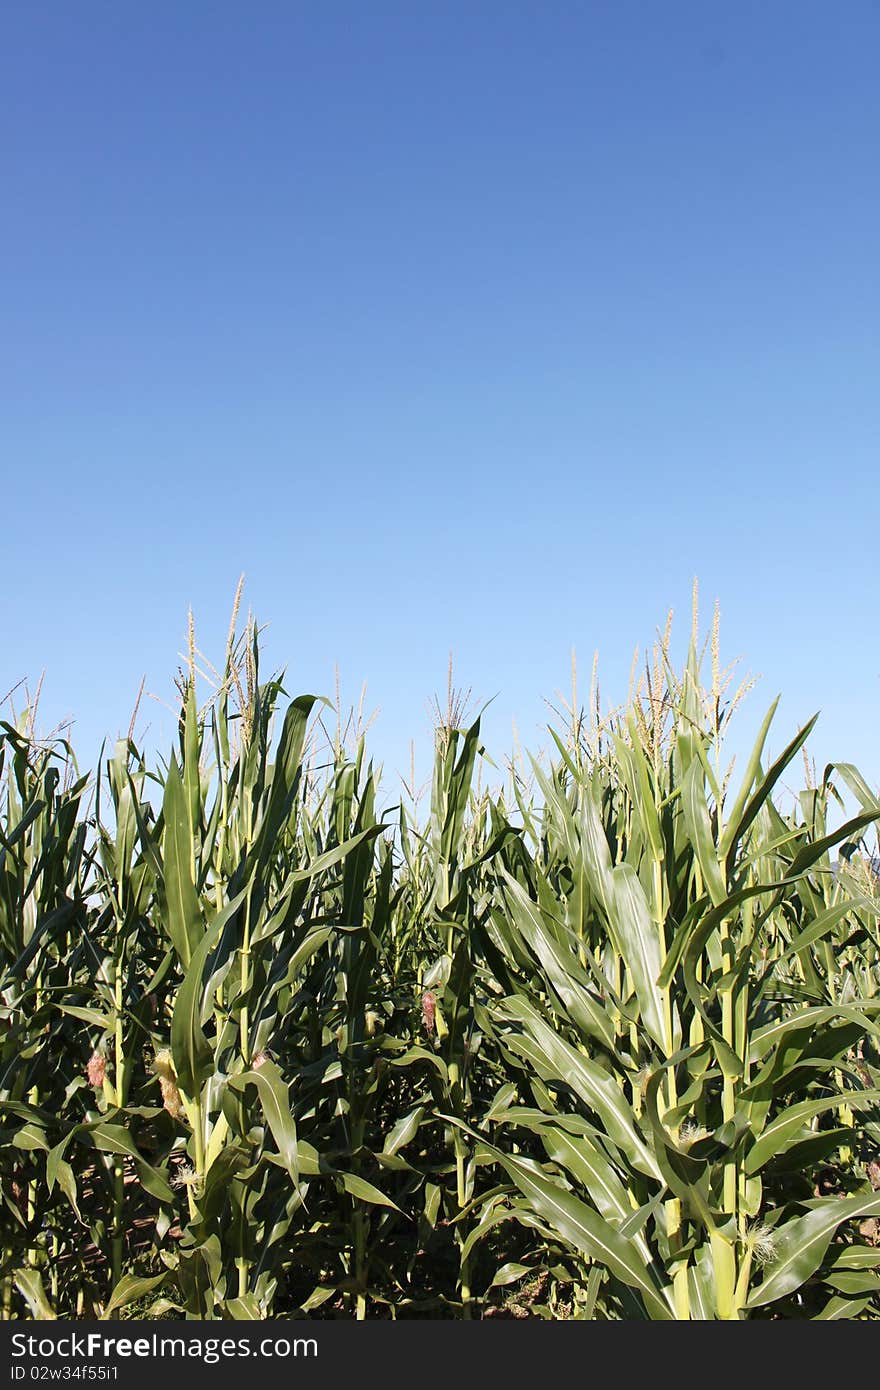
{"left": 3, "top": 2, "right": 878, "bottom": 803}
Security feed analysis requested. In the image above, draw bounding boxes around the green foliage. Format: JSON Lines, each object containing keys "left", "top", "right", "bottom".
{"left": 2, "top": 603, "right": 880, "bottom": 1320}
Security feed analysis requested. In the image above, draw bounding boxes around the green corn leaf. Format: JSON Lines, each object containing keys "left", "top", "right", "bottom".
{"left": 498, "top": 996, "right": 661, "bottom": 1180}
{"left": 489, "top": 1145, "right": 674, "bottom": 1320}
{"left": 500, "top": 869, "right": 617, "bottom": 1053}
{"left": 814, "top": 1294, "right": 873, "bottom": 1320}
{"left": 170, "top": 909, "right": 230, "bottom": 1098}
{"left": 608, "top": 864, "right": 667, "bottom": 1051}
{"left": 338, "top": 1172, "right": 402, "bottom": 1212}
{"left": 682, "top": 759, "right": 727, "bottom": 908}
{"left": 253, "top": 695, "right": 321, "bottom": 871}
{"left": 439, "top": 715, "right": 482, "bottom": 873}
{"left": 745, "top": 1090, "right": 880, "bottom": 1174}
{"left": 105, "top": 1272, "right": 168, "bottom": 1315}
{"left": 748, "top": 1000, "right": 880, "bottom": 1065}
{"left": 13, "top": 1268, "right": 56, "bottom": 1320}
{"left": 228, "top": 1060, "right": 299, "bottom": 1187}
{"left": 46, "top": 1136, "right": 81, "bottom": 1220}
{"left": 720, "top": 712, "right": 819, "bottom": 870}
{"left": 830, "top": 763, "right": 880, "bottom": 814}
{"left": 515, "top": 1114, "right": 655, "bottom": 1266}
{"left": 785, "top": 807, "right": 880, "bottom": 880}
{"left": 747, "top": 1194, "right": 880, "bottom": 1307}
{"left": 78, "top": 1123, "right": 174, "bottom": 1204}
{"left": 774, "top": 900, "right": 856, "bottom": 965}
{"left": 182, "top": 681, "right": 201, "bottom": 841}
{"left": 716, "top": 699, "right": 780, "bottom": 862}
{"left": 490, "top": 1262, "right": 534, "bottom": 1288}
{"left": 289, "top": 824, "right": 385, "bottom": 885}
{"left": 577, "top": 784, "right": 615, "bottom": 915}
{"left": 383, "top": 1104, "right": 427, "bottom": 1157}
{"left": 222, "top": 1295, "right": 263, "bottom": 1319}
{"left": 616, "top": 724, "right": 664, "bottom": 864}
{"left": 161, "top": 755, "right": 203, "bottom": 967}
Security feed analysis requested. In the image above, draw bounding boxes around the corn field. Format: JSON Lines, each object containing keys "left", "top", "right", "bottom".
{"left": 3, "top": 600, "right": 880, "bottom": 1321}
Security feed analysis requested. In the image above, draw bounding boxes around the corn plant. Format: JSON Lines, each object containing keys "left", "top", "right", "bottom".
{"left": 467, "top": 625, "right": 880, "bottom": 1318}
{"left": 2, "top": 597, "right": 879, "bottom": 1319}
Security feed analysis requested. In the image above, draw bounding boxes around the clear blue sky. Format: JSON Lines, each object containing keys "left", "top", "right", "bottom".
{"left": 3, "top": 2, "right": 878, "bottom": 805}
